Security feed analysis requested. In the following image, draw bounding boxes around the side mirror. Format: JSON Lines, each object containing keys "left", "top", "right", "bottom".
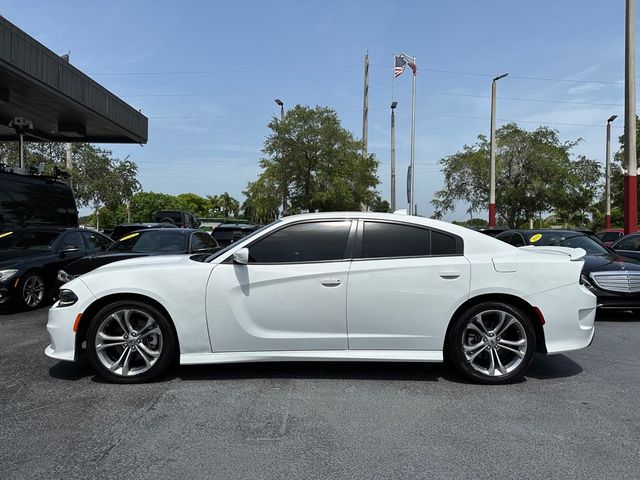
{"left": 233, "top": 247, "right": 249, "bottom": 264}
{"left": 61, "top": 243, "right": 80, "bottom": 253}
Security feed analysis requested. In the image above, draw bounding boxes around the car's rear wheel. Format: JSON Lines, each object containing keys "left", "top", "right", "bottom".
{"left": 448, "top": 301, "right": 535, "bottom": 384}
{"left": 20, "top": 272, "right": 46, "bottom": 310}
{"left": 86, "top": 300, "right": 176, "bottom": 384}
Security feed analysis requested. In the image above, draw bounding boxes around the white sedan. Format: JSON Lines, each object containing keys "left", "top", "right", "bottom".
{"left": 46, "top": 212, "right": 596, "bottom": 384}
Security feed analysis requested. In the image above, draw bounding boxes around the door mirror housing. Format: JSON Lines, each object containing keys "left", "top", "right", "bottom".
{"left": 60, "top": 243, "right": 80, "bottom": 254}
{"left": 233, "top": 247, "right": 249, "bottom": 264}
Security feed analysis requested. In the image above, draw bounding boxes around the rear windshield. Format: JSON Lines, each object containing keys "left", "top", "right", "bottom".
{"left": 600, "top": 231, "right": 622, "bottom": 242}
{"left": 110, "top": 230, "right": 187, "bottom": 253}
{"left": 529, "top": 232, "right": 608, "bottom": 255}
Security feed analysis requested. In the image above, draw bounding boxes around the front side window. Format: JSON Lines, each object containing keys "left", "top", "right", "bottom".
{"left": 62, "top": 232, "right": 85, "bottom": 251}
{"left": 614, "top": 235, "right": 640, "bottom": 251}
{"left": 361, "top": 222, "right": 430, "bottom": 258}
{"left": 248, "top": 221, "right": 352, "bottom": 263}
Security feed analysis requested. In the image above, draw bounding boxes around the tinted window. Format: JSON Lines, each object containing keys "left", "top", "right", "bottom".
{"left": 614, "top": 235, "right": 640, "bottom": 251}
{"left": 84, "top": 231, "right": 112, "bottom": 250}
{"left": 431, "top": 230, "right": 457, "bottom": 255}
{"left": 111, "top": 230, "right": 187, "bottom": 253}
{"left": 361, "top": 222, "right": 430, "bottom": 258}
{"left": 62, "top": 232, "right": 85, "bottom": 251}
{"left": 0, "top": 230, "right": 61, "bottom": 251}
{"left": 249, "top": 221, "right": 351, "bottom": 263}
{"left": 190, "top": 232, "right": 219, "bottom": 252}
{"left": 601, "top": 231, "right": 623, "bottom": 242}
{"left": 532, "top": 232, "right": 608, "bottom": 255}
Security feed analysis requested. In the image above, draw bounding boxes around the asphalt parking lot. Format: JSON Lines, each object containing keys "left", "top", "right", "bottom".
{"left": 1, "top": 308, "right": 639, "bottom": 480}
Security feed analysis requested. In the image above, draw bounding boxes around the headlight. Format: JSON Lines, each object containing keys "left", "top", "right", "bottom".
{"left": 57, "top": 270, "right": 76, "bottom": 284}
{"left": 57, "top": 289, "right": 78, "bottom": 307}
{"left": 0, "top": 269, "right": 18, "bottom": 282}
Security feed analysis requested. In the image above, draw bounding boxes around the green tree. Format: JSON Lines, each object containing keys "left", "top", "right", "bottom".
{"left": 176, "top": 193, "right": 210, "bottom": 217}
{"left": 252, "top": 105, "right": 379, "bottom": 213}
{"left": 607, "top": 116, "right": 640, "bottom": 226}
{"left": 129, "top": 192, "right": 179, "bottom": 223}
{"left": 369, "top": 194, "right": 391, "bottom": 213}
{"left": 432, "top": 123, "right": 597, "bottom": 228}
{"left": 242, "top": 176, "right": 280, "bottom": 224}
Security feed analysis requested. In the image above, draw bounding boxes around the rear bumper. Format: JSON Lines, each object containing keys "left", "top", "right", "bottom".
{"left": 526, "top": 283, "right": 596, "bottom": 354}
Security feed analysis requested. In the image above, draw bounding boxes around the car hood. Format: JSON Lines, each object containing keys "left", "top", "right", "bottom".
{"left": 0, "top": 249, "right": 53, "bottom": 268}
{"left": 64, "top": 251, "right": 152, "bottom": 275}
{"left": 583, "top": 252, "right": 640, "bottom": 273}
{"left": 88, "top": 253, "right": 195, "bottom": 274}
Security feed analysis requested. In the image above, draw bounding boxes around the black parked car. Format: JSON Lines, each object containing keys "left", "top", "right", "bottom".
{"left": 109, "top": 222, "right": 177, "bottom": 240}
{"left": 496, "top": 229, "right": 640, "bottom": 310}
{"left": 211, "top": 223, "right": 261, "bottom": 247}
{"left": 57, "top": 228, "right": 219, "bottom": 285}
{"left": 0, "top": 228, "right": 113, "bottom": 310}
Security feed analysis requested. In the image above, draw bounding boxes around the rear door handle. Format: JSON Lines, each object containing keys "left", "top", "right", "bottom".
{"left": 321, "top": 278, "right": 342, "bottom": 287}
{"left": 439, "top": 271, "right": 461, "bottom": 280}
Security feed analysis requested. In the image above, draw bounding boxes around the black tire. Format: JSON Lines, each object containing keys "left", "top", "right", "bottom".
{"left": 448, "top": 301, "right": 536, "bottom": 385}
{"left": 19, "top": 271, "right": 47, "bottom": 310}
{"left": 86, "top": 300, "right": 177, "bottom": 384}
{"left": 159, "top": 217, "right": 175, "bottom": 224}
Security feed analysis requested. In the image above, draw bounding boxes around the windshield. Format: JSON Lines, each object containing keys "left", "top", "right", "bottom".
{"left": 202, "top": 222, "right": 276, "bottom": 262}
{"left": 0, "top": 230, "right": 60, "bottom": 251}
{"left": 109, "top": 230, "right": 187, "bottom": 253}
{"left": 529, "top": 232, "right": 608, "bottom": 255}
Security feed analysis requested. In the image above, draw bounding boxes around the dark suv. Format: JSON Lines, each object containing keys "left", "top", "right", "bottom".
{"left": 152, "top": 210, "right": 200, "bottom": 228}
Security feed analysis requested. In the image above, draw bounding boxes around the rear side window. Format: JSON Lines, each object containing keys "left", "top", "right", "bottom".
{"left": 248, "top": 221, "right": 351, "bottom": 263}
{"left": 361, "top": 222, "right": 430, "bottom": 258}
{"left": 431, "top": 230, "right": 457, "bottom": 255}
{"left": 191, "top": 232, "right": 219, "bottom": 252}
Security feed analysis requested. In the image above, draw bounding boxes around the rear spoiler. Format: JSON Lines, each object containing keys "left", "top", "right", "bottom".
{"left": 519, "top": 245, "right": 586, "bottom": 261}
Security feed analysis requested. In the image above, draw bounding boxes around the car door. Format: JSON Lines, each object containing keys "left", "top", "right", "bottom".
{"left": 206, "top": 220, "right": 354, "bottom": 352}
{"left": 346, "top": 220, "right": 471, "bottom": 350}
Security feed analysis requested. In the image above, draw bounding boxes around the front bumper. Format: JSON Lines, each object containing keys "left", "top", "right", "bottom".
{"left": 45, "top": 279, "right": 96, "bottom": 362}
{"left": 526, "top": 283, "right": 596, "bottom": 355}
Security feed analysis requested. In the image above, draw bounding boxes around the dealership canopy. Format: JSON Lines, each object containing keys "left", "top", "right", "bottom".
{"left": 0, "top": 16, "right": 147, "bottom": 144}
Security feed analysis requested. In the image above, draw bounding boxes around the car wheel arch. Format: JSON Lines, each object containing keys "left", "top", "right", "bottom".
{"left": 74, "top": 293, "right": 180, "bottom": 362}
{"left": 442, "top": 293, "right": 547, "bottom": 360}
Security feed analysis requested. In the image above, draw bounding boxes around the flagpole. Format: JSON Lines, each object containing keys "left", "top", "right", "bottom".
{"left": 409, "top": 58, "right": 416, "bottom": 215}
{"left": 391, "top": 53, "right": 396, "bottom": 211}
{"left": 362, "top": 51, "right": 369, "bottom": 161}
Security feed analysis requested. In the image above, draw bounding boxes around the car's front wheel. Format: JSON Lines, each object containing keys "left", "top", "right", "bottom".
{"left": 448, "top": 301, "right": 535, "bottom": 384}
{"left": 86, "top": 300, "right": 176, "bottom": 383}
{"left": 19, "top": 272, "right": 46, "bottom": 310}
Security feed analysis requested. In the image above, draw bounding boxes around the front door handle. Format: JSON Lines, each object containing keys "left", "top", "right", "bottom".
{"left": 321, "top": 278, "right": 342, "bottom": 287}
{"left": 439, "top": 271, "right": 461, "bottom": 280}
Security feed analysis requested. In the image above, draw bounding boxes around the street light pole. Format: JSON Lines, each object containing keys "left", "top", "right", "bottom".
{"left": 606, "top": 115, "right": 618, "bottom": 229}
{"left": 390, "top": 101, "right": 398, "bottom": 211}
{"left": 624, "top": 0, "right": 637, "bottom": 234}
{"left": 489, "top": 73, "right": 508, "bottom": 227}
{"left": 274, "top": 98, "right": 286, "bottom": 216}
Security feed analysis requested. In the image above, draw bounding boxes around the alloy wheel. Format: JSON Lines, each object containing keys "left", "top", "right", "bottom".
{"left": 22, "top": 274, "right": 45, "bottom": 308}
{"left": 461, "top": 309, "right": 528, "bottom": 377}
{"left": 95, "top": 308, "right": 163, "bottom": 377}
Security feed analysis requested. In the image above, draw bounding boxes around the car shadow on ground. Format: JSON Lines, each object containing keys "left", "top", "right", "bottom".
{"left": 596, "top": 310, "right": 639, "bottom": 322}
{"left": 48, "top": 353, "right": 583, "bottom": 384}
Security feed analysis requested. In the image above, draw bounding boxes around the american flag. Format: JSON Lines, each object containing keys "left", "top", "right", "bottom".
{"left": 394, "top": 53, "right": 417, "bottom": 78}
